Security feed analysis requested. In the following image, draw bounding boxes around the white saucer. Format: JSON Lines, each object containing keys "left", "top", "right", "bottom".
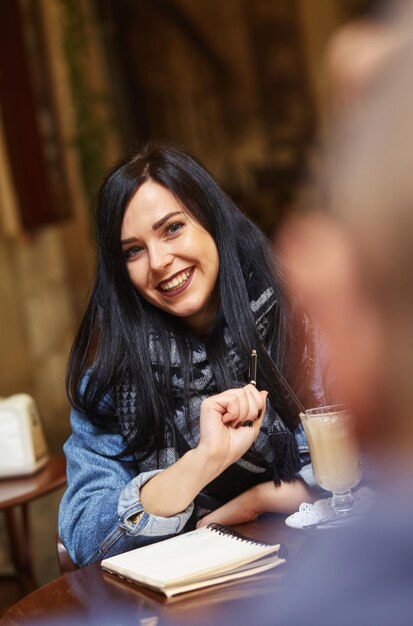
{"left": 285, "top": 486, "right": 376, "bottom": 530}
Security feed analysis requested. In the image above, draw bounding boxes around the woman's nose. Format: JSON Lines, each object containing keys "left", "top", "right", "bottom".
{"left": 148, "top": 245, "right": 173, "bottom": 273}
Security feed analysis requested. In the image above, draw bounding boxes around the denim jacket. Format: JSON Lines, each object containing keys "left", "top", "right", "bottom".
{"left": 58, "top": 402, "right": 196, "bottom": 566}
{"left": 59, "top": 383, "right": 329, "bottom": 567}
{"left": 58, "top": 325, "right": 329, "bottom": 567}
{"left": 59, "top": 402, "right": 321, "bottom": 567}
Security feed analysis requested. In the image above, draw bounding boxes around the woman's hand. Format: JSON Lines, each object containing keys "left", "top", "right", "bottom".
{"left": 141, "top": 385, "right": 267, "bottom": 518}
{"left": 196, "top": 384, "right": 267, "bottom": 473}
{"left": 197, "top": 480, "right": 318, "bottom": 528}
{"left": 197, "top": 484, "right": 263, "bottom": 528}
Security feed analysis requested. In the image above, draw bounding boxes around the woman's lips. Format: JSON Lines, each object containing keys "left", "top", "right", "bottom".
{"left": 157, "top": 267, "right": 195, "bottom": 298}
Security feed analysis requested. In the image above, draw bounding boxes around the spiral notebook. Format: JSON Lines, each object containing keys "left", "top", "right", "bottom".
{"left": 101, "top": 523, "right": 286, "bottom": 597}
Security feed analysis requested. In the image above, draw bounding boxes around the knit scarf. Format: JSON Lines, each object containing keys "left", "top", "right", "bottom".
{"left": 115, "top": 286, "right": 302, "bottom": 488}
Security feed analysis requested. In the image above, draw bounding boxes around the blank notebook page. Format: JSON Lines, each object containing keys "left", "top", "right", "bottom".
{"left": 105, "top": 526, "right": 274, "bottom": 583}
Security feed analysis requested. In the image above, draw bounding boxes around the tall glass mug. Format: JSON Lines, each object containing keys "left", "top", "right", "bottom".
{"left": 300, "top": 405, "right": 363, "bottom": 514}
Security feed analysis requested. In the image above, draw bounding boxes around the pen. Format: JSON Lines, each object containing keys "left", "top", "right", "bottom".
{"left": 243, "top": 349, "right": 258, "bottom": 427}
{"left": 249, "top": 349, "right": 257, "bottom": 386}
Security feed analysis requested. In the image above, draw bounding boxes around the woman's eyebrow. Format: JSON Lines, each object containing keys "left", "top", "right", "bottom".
{"left": 121, "top": 237, "right": 138, "bottom": 245}
{"left": 152, "top": 211, "right": 183, "bottom": 231}
{"left": 121, "top": 211, "right": 184, "bottom": 244}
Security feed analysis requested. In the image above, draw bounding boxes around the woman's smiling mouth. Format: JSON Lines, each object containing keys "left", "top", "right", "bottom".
{"left": 158, "top": 267, "right": 194, "bottom": 297}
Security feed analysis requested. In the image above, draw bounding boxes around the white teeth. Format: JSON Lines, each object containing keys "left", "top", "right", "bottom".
{"left": 159, "top": 269, "right": 191, "bottom": 291}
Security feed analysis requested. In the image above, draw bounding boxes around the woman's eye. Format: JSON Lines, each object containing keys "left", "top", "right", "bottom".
{"left": 123, "top": 245, "right": 143, "bottom": 260}
{"left": 166, "top": 222, "right": 184, "bottom": 236}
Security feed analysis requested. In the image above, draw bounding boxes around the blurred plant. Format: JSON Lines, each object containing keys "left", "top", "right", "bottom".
{"left": 59, "top": 0, "right": 110, "bottom": 210}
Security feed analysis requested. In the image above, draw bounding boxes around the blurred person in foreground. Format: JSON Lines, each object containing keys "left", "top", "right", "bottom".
{"left": 214, "top": 6, "right": 413, "bottom": 626}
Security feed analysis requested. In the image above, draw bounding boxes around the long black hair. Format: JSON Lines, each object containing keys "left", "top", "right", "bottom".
{"left": 67, "top": 142, "right": 305, "bottom": 454}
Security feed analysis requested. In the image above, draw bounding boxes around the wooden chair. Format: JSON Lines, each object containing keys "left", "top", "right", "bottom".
{"left": 56, "top": 533, "right": 78, "bottom": 574}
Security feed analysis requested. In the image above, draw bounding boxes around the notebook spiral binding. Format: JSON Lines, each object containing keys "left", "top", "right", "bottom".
{"left": 206, "top": 522, "right": 285, "bottom": 553}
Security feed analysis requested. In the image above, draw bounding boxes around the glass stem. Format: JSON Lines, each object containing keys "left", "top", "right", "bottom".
{"left": 332, "top": 491, "right": 354, "bottom": 514}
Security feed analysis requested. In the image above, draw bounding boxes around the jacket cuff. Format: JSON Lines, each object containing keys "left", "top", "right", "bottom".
{"left": 118, "top": 469, "right": 194, "bottom": 537}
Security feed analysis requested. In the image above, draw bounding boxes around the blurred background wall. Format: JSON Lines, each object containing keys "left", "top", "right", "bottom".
{"left": 0, "top": 0, "right": 352, "bottom": 443}
{"left": 0, "top": 0, "right": 362, "bottom": 606}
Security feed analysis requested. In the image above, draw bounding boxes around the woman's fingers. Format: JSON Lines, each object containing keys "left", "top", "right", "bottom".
{"left": 199, "top": 387, "right": 268, "bottom": 466}
{"left": 203, "top": 384, "right": 267, "bottom": 429}
{"left": 228, "top": 392, "right": 247, "bottom": 425}
{"left": 251, "top": 390, "right": 267, "bottom": 428}
{"left": 226, "top": 385, "right": 267, "bottom": 428}
{"left": 239, "top": 389, "right": 268, "bottom": 428}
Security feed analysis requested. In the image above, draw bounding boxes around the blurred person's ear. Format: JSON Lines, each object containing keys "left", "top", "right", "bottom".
{"left": 277, "top": 213, "right": 384, "bottom": 442}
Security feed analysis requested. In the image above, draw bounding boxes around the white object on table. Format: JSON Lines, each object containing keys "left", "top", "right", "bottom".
{"left": 0, "top": 394, "right": 49, "bottom": 477}
{"left": 285, "top": 486, "right": 376, "bottom": 529}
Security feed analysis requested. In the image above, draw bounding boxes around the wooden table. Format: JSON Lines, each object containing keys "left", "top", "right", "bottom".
{"left": 0, "top": 455, "right": 66, "bottom": 591}
{"left": 1, "top": 514, "right": 308, "bottom": 626}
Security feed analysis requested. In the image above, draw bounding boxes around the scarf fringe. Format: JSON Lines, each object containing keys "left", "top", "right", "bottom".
{"left": 271, "top": 430, "right": 301, "bottom": 484}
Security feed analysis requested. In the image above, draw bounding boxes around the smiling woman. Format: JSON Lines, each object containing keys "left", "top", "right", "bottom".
{"left": 58, "top": 142, "right": 325, "bottom": 567}
{"left": 121, "top": 181, "right": 219, "bottom": 334}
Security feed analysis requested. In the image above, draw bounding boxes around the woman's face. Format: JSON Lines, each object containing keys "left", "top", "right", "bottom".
{"left": 121, "top": 180, "right": 220, "bottom": 334}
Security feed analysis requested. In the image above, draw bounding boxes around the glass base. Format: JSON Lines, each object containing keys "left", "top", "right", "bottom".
{"left": 332, "top": 491, "right": 354, "bottom": 514}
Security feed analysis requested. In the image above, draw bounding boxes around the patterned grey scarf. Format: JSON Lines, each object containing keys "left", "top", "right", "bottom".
{"left": 115, "top": 287, "right": 302, "bottom": 487}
